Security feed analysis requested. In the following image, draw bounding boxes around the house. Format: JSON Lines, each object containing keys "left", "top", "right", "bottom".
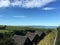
{"left": 39, "top": 32, "right": 46, "bottom": 40}
{"left": 26, "top": 32, "right": 36, "bottom": 41}
{"left": 13, "top": 30, "right": 46, "bottom": 45}
{"left": 24, "top": 37, "right": 32, "bottom": 45}
{"left": 32, "top": 31, "right": 46, "bottom": 45}
{"left": 13, "top": 35, "right": 27, "bottom": 45}
{"left": 32, "top": 35, "right": 40, "bottom": 45}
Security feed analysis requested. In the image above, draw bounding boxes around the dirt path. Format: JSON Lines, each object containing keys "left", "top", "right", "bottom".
{"left": 53, "top": 29, "right": 58, "bottom": 45}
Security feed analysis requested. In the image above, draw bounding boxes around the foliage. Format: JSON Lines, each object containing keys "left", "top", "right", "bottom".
{"left": 0, "top": 25, "right": 7, "bottom": 30}
{"left": 0, "top": 32, "right": 15, "bottom": 45}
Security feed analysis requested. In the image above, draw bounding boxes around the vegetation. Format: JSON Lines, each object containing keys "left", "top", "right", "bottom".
{"left": 0, "top": 25, "right": 58, "bottom": 45}
{"left": 0, "top": 32, "right": 15, "bottom": 45}
{"left": 37, "top": 29, "right": 57, "bottom": 45}
{"left": 56, "top": 26, "right": 60, "bottom": 45}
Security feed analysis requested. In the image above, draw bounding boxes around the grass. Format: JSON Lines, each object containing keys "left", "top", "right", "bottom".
{"left": 0, "top": 30, "right": 9, "bottom": 33}
{"left": 37, "top": 29, "right": 57, "bottom": 45}
{"left": 56, "top": 27, "right": 60, "bottom": 45}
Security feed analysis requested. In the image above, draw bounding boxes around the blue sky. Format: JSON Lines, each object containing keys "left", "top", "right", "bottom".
{"left": 0, "top": 0, "right": 60, "bottom": 26}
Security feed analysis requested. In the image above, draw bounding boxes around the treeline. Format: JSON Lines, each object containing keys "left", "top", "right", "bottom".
{"left": 0, "top": 25, "right": 6, "bottom": 30}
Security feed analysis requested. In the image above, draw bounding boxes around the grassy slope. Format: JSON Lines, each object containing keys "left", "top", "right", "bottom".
{"left": 37, "top": 29, "right": 57, "bottom": 45}
{"left": 56, "top": 27, "right": 60, "bottom": 45}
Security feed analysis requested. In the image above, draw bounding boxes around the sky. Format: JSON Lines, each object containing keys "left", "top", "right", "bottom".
{"left": 0, "top": 0, "right": 60, "bottom": 26}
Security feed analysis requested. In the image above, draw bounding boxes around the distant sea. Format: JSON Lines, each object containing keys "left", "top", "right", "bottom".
{"left": 30, "top": 26, "right": 57, "bottom": 28}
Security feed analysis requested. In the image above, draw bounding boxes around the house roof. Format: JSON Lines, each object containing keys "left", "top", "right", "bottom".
{"left": 35, "top": 31, "right": 42, "bottom": 36}
{"left": 26, "top": 32, "right": 36, "bottom": 41}
{"left": 13, "top": 30, "right": 46, "bottom": 45}
{"left": 13, "top": 35, "right": 27, "bottom": 45}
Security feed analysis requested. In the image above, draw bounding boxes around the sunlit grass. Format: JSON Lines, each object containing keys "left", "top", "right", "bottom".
{"left": 0, "top": 30, "right": 9, "bottom": 33}
{"left": 37, "top": 29, "right": 57, "bottom": 45}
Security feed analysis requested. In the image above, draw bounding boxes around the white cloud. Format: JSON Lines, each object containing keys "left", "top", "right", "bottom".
{"left": 42, "top": 7, "right": 55, "bottom": 10}
{"left": 21, "top": 0, "right": 56, "bottom": 8}
{"left": 11, "top": 0, "right": 22, "bottom": 7}
{"left": 13, "top": 16, "right": 26, "bottom": 18}
{"left": 0, "top": 0, "right": 10, "bottom": 7}
{"left": 0, "top": 0, "right": 56, "bottom": 8}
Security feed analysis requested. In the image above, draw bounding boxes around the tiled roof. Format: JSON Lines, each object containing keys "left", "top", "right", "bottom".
{"left": 13, "top": 30, "right": 46, "bottom": 45}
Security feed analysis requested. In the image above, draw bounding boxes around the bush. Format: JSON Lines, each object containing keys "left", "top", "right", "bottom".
{"left": 0, "top": 33, "right": 3, "bottom": 39}
{"left": 13, "top": 30, "right": 27, "bottom": 36}
{"left": 0, "top": 25, "right": 7, "bottom": 30}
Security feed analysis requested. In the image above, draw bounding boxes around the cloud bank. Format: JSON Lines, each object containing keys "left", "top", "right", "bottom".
{"left": 0, "top": 0, "right": 56, "bottom": 8}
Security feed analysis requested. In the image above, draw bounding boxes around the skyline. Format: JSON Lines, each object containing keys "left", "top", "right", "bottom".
{"left": 0, "top": 0, "right": 60, "bottom": 26}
